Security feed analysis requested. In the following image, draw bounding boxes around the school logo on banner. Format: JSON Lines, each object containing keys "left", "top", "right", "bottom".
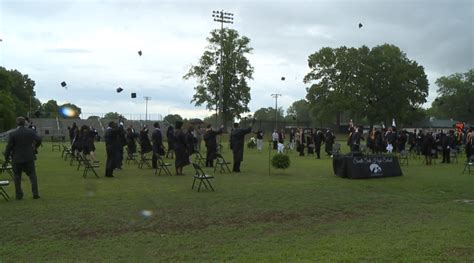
{"left": 369, "top": 163, "right": 383, "bottom": 176}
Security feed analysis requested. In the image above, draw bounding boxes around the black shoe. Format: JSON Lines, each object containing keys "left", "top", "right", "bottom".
{"left": 105, "top": 175, "right": 114, "bottom": 178}
{"left": 16, "top": 196, "right": 23, "bottom": 200}
{"left": 33, "top": 195, "right": 40, "bottom": 199}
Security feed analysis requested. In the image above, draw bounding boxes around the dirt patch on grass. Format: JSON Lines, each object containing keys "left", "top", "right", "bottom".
{"left": 65, "top": 208, "right": 362, "bottom": 239}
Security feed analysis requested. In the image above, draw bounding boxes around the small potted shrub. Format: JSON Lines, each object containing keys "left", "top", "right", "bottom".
{"left": 271, "top": 153, "right": 290, "bottom": 170}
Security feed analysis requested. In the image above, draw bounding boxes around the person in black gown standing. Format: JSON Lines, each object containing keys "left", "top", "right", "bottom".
{"left": 173, "top": 121, "right": 190, "bottom": 175}
{"left": 204, "top": 124, "right": 224, "bottom": 167}
{"left": 151, "top": 122, "right": 165, "bottom": 169}
{"left": 230, "top": 121, "right": 253, "bottom": 172}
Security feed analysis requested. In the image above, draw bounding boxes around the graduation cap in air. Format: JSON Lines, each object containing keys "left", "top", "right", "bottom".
{"left": 116, "top": 87, "right": 124, "bottom": 93}
{"left": 61, "top": 81, "right": 67, "bottom": 89}
{"left": 359, "top": 23, "right": 363, "bottom": 29}
{"left": 281, "top": 76, "right": 285, "bottom": 81}
{"left": 138, "top": 50, "right": 142, "bottom": 56}
{"left": 131, "top": 93, "right": 136, "bottom": 98}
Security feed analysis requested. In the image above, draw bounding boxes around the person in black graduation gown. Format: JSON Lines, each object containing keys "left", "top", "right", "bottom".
{"left": 151, "top": 122, "right": 165, "bottom": 169}
{"left": 324, "top": 129, "right": 335, "bottom": 155}
{"left": 166, "top": 126, "right": 175, "bottom": 158}
{"left": 204, "top": 124, "right": 224, "bottom": 167}
{"left": 4, "top": 117, "right": 42, "bottom": 200}
{"left": 174, "top": 121, "right": 190, "bottom": 175}
{"left": 139, "top": 125, "right": 152, "bottom": 157}
{"left": 104, "top": 121, "right": 121, "bottom": 177}
{"left": 230, "top": 121, "right": 253, "bottom": 172}
{"left": 314, "top": 129, "right": 325, "bottom": 159}
{"left": 126, "top": 125, "right": 138, "bottom": 158}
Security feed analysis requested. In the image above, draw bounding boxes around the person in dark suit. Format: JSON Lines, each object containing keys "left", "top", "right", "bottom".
{"left": 104, "top": 121, "right": 121, "bottom": 177}
{"left": 4, "top": 117, "right": 42, "bottom": 200}
{"left": 230, "top": 122, "right": 253, "bottom": 172}
{"left": 151, "top": 122, "right": 165, "bottom": 169}
{"left": 203, "top": 124, "right": 224, "bottom": 167}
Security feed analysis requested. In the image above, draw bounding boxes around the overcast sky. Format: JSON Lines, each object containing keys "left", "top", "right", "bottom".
{"left": 0, "top": 0, "right": 472, "bottom": 120}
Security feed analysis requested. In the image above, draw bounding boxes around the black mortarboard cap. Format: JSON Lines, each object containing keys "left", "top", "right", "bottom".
{"left": 116, "top": 87, "right": 123, "bottom": 93}
{"left": 281, "top": 76, "right": 285, "bottom": 81}
{"left": 61, "top": 81, "right": 67, "bottom": 87}
{"left": 131, "top": 93, "right": 136, "bottom": 98}
{"left": 359, "top": 23, "right": 363, "bottom": 29}
{"left": 138, "top": 50, "right": 142, "bottom": 56}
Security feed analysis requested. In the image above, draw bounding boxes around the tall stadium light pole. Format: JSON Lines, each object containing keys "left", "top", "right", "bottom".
{"left": 271, "top": 93, "right": 282, "bottom": 130}
{"left": 212, "top": 10, "right": 233, "bottom": 127}
{"left": 144, "top": 96, "right": 152, "bottom": 122}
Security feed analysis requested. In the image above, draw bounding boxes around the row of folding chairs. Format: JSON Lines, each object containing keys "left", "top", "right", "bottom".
{"left": 61, "top": 144, "right": 99, "bottom": 178}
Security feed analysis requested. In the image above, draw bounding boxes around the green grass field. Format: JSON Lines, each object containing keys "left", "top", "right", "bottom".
{"left": 1, "top": 141, "right": 473, "bottom": 262}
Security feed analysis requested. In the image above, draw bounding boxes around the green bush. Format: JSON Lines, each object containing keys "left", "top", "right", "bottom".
{"left": 271, "top": 153, "right": 290, "bottom": 169}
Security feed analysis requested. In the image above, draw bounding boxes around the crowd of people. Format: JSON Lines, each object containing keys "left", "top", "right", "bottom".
{"left": 344, "top": 124, "right": 473, "bottom": 165}
{"left": 4, "top": 115, "right": 473, "bottom": 200}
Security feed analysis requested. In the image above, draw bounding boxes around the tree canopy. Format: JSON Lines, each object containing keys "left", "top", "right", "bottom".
{"left": 164, "top": 114, "right": 183, "bottom": 126}
{"left": 428, "top": 69, "right": 474, "bottom": 123}
{"left": 304, "top": 44, "right": 429, "bottom": 127}
{"left": 184, "top": 28, "right": 254, "bottom": 127}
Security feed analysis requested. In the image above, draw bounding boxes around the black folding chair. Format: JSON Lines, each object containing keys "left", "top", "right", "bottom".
{"left": 138, "top": 152, "right": 152, "bottom": 169}
{"left": 193, "top": 151, "right": 206, "bottom": 167}
{"left": 214, "top": 153, "right": 231, "bottom": 174}
{"left": 463, "top": 155, "right": 474, "bottom": 174}
{"left": 81, "top": 154, "right": 100, "bottom": 178}
{"left": 192, "top": 163, "right": 215, "bottom": 192}
{"left": 0, "top": 180, "right": 10, "bottom": 201}
{"left": 62, "top": 144, "right": 73, "bottom": 160}
{"left": 125, "top": 147, "right": 139, "bottom": 165}
{"left": 0, "top": 159, "right": 13, "bottom": 179}
{"left": 154, "top": 154, "right": 172, "bottom": 176}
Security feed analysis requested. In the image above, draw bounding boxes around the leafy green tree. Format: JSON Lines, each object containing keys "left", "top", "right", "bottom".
{"left": 0, "top": 67, "right": 41, "bottom": 118}
{"left": 286, "top": 99, "right": 313, "bottom": 123}
{"left": 41, "top": 100, "right": 60, "bottom": 118}
{"left": 203, "top": 113, "right": 219, "bottom": 126}
{"left": 163, "top": 114, "right": 183, "bottom": 126}
{"left": 0, "top": 91, "right": 16, "bottom": 131}
{"left": 304, "top": 44, "right": 429, "bottom": 127}
{"left": 428, "top": 69, "right": 473, "bottom": 123}
{"left": 253, "top": 107, "right": 284, "bottom": 122}
{"left": 184, "top": 28, "right": 254, "bottom": 128}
